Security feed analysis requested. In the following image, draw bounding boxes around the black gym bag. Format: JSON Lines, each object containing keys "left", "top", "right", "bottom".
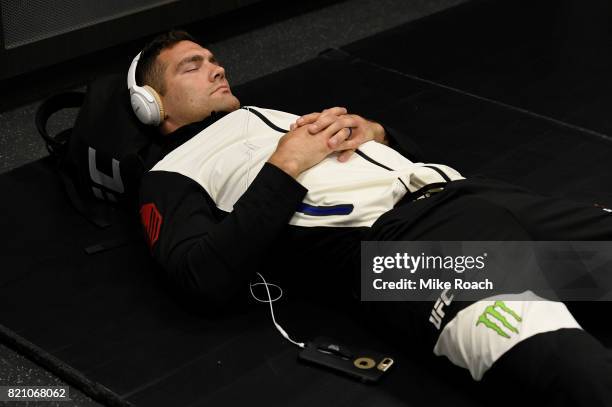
{"left": 35, "top": 74, "right": 164, "bottom": 228}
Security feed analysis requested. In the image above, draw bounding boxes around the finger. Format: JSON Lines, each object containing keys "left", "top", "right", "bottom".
{"left": 323, "top": 115, "right": 361, "bottom": 141}
{"left": 321, "top": 106, "right": 348, "bottom": 116}
{"left": 310, "top": 114, "right": 343, "bottom": 134}
{"left": 296, "top": 107, "right": 347, "bottom": 127}
{"left": 318, "top": 115, "right": 359, "bottom": 140}
{"left": 337, "top": 149, "right": 355, "bottom": 162}
{"left": 327, "top": 127, "right": 352, "bottom": 149}
{"left": 333, "top": 134, "right": 366, "bottom": 152}
{"left": 290, "top": 123, "right": 296, "bottom": 131}
{"left": 297, "top": 107, "right": 349, "bottom": 127}
{"left": 306, "top": 108, "right": 350, "bottom": 133}
{"left": 296, "top": 112, "right": 322, "bottom": 127}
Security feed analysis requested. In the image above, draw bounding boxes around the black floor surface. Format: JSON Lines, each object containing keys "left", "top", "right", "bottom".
{"left": 2, "top": 0, "right": 612, "bottom": 406}
{"left": 343, "top": 0, "right": 612, "bottom": 138}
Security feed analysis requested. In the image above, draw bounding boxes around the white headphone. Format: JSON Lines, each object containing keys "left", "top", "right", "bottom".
{"left": 127, "top": 52, "right": 165, "bottom": 126}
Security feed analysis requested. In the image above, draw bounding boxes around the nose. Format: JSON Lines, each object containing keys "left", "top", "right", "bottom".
{"left": 210, "top": 64, "right": 225, "bottom": 82}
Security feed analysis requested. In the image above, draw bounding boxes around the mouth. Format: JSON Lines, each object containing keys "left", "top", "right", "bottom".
{"left": 212, "top": 85, "right": 230, "bottom": 94}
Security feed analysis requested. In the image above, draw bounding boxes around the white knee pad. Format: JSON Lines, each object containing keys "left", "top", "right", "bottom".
{"left": 433, "top": 291, "right": 582, "bottom": 380}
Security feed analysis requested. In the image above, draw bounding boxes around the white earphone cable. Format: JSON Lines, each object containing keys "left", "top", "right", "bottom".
{"left": 249, "top": 272, "right": 305, "bottom": 348}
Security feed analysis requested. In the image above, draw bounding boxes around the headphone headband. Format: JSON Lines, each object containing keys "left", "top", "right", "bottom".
{"left": 127, "top": 52, "right": 141, "bottom": 90}
{"left": 127, "top": 51, "right": 164, "bottom": 126}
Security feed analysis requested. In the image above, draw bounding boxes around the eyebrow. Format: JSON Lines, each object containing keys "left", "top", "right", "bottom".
{"left": 175, "top": 53, "right": 218, "bottom": 72}
{"left": 176, "top": 54, "right": 204, "bottom": 72}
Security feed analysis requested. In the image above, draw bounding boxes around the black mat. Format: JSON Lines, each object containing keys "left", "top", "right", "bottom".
{"left": 3, "top": 3, "right": 612, "bottom": 406}
{"left": 343, "top": 0, "right": 612, "bottom": 138}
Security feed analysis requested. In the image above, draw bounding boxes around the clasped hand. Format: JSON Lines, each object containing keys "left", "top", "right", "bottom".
{"left": 268, "top": 107, "right": 386, "bottom": 178}
{"left": 291, "top": 107, "right": 385, "bottom": 162}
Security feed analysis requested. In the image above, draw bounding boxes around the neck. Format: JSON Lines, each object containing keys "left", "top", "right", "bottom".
{"left": 160, "top": 112, "right": 220, "bottom": 136}
{"left": 160, "top": 117, "right": 181, "bottom": 135}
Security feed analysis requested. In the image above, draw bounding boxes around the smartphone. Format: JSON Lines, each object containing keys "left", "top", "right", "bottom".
{"left": 298, "top": 336, "right": 394, "bottom": 383}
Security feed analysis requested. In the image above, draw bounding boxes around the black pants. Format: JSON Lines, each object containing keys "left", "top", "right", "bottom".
{"left": 363, "top": 176, "right": 612, "bottom": 406}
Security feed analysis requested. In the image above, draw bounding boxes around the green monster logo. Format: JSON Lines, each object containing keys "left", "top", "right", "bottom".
{"left": 476, "top": 301, "right": 522, "bottom": 339}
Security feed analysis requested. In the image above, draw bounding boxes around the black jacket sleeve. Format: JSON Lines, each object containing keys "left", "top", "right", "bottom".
{"left": 139, "top": 162, "right": 307, "bottom": 309}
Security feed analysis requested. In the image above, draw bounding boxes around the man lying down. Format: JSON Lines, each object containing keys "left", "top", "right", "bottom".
{"left": 134, "top": 31, "right": 612, "bottom": 404}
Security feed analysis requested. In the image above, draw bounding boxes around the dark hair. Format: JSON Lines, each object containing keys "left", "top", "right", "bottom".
{"left": 135, "top": 30, "right": 197, "bottom": 95}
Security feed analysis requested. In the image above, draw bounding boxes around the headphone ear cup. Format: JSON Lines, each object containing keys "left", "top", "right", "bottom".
{"left": 130, "top": 86, "right": 164, "bottom": 126}
{"left": 143, "top": 85, "right": 165, "bottom": 122}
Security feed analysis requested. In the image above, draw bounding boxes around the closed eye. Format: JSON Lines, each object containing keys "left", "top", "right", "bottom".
{"left": 184, "top": 65, "right": 200, "bottom": 73}
{"left": 176, "top": 54, "right": 205, "bottom": 74}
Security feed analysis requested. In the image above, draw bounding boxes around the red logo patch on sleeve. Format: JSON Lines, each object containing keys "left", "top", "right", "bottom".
{"left": 140, "top": 203, "right": 162, "bottom": 249}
